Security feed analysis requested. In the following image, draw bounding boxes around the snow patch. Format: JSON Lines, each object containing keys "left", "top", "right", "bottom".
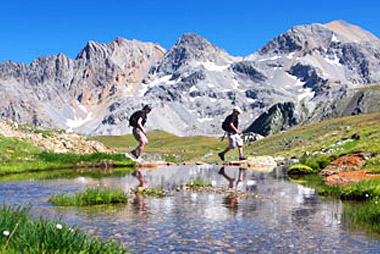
{"left": 189, "top": 86, "right": 198, "bottom": 93}
{"left": 297, "top": 88, "right": 315, "bottom": 101}
{"left": 139, "top": 75, "right": 173, "bottom": 96}
{"left": 231, "top": 79, "right": 240, "bottom": 89}
{"left": 198, "top": 117, "right": 213, "bottom": 123}
{"left": 286, "top": 52, "right": 295, "bottom": 59}
{"left": 258, "top": 55, "right": 282, "bottom": 62}
{"left": 197, "top": 61, "right": 230, "bottom": 72}
{"left": 324, "top": 55, "right": 342, "bottom": 66}
{"left": 247, "top": 98, "right": 256, "bottom": 103}
{"left": 66, "top": 112, "right": 93, "bottom": 133}
{"left": 331, "top": 34, "right": 339, "bottom": 43}
{"left": 208, "top": 83, "right": 215, "bottom": 88}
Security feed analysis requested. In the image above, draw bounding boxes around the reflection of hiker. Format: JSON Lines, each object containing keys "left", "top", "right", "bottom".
{"left": 132, "top": 170, "right": 149, "bottom": 189}
{"left": 129, "top": 104, "right": 152, "bottom": 161}
{"left": 218, "top": 166, "right": 245, "bottom": 189}
{"left": 218, "top": 107, "right": 246, "bottom": 161}
{"left": 223, "top": 195, "right": 239, "bottom": 211}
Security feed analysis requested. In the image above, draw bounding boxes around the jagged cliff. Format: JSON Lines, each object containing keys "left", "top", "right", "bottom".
{"left": 1, "top": 20, "right": 380, "bottom": 137}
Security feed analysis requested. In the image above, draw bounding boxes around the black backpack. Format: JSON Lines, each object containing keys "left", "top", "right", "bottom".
{"left": 222, "top": 115, "right": 232, "bottom": 132}
{"left": 129, "top": 111, "right": 140, "bottom": 127}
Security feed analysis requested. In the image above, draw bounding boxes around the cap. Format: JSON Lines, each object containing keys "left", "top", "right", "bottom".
{"left": 143, "top": 104, "right": 152, "bottom": 110}
{"left": 233, "top": 106, "right": 242, "bottom": 113}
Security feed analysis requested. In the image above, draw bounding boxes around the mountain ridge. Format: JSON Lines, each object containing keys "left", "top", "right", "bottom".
{"left": 1, "top": 20, "right": 380, "bottom": 137}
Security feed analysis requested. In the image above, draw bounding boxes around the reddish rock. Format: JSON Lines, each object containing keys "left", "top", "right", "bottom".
{"left": 325, "top": 169, "right": 380, "bottom": 185}
{"left": 319, "top": 152, "right": 371, "bottom": 177}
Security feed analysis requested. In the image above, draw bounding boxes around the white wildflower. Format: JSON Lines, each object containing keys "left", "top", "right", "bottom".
{"left": 3, "top": 230, "right": 9, "bottom": 236}
{"left": 376, "top": 201, "right": 378, "bottom": 205}
{"left": 56, "top": 224, "right": 63, "bottom": 230}
{"left": 365, "top": 194, "right": 369, "bottom": 198}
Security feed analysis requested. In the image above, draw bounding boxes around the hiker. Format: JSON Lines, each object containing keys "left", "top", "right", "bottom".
{"left": 129, "top": 104, "right": 152, "bottom": 161}
{"left": 218, "top": 107, "right": 246, "bottom": 161}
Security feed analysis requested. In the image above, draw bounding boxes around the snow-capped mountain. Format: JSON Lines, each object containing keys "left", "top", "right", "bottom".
{"left": 1, "top": 20, "right": 380, "bottom": 137}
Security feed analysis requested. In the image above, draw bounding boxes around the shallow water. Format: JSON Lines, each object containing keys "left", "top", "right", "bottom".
{"left": 0, "top": 165, "right": 380, "bottom": 253}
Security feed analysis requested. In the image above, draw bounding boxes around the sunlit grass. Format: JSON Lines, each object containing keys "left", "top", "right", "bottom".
{"left": 0, "top": 205, "right": 127, "bottom": 253}
{"left": 49, "top": 188, "right": 129, "bottom": 206}
{"left": 0, "top": 135, "right": 135, "bottom": 175}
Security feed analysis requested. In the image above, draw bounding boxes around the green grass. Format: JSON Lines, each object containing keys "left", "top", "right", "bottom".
{"left": 0, "top": 205, "right": 126, "bottom": 253}
{"left": 93, "top": 113, "right": 380, "bottom": 165}
{"left": 187, "top": 178, "right": 212, "bottom": 187}
{"left": 0, "top": 168, "right": 135, "bottom": 182}
{"left": 343, "top": 199, "right": 380, "bottom": 235}
{"left": 49, "top": 188, "right": 129, "bottom": 206}
{"left": 0, "top": 134, "right": 135, "bottom": 175}
{"left": 94, "top": 130, "right": 223, "bottom": 162}
{"left": 356, "top": 84, "right": 380, "bottom": 91}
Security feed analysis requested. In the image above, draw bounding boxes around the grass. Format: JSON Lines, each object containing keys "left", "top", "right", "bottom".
{"left": 49, "top": 187, "right": 168, "bottom": 207}
{"left": 356, "top": 84, "right": 380, "bottom": 91}
{"left": 94, "top": 130, "right": 223, "bottom": 162}
{"left": 0, "top": 204, "right": 126, "bottom": 253}
{"left": 0, "top": 168, "right": 135, "bottom": 182}
{"left": 0, "top": 134, "right": 135, "bottom": 175}
{"left": 187, "top": 178, "right": 212, "bottom": 187}
{"left": 49, "top": 188, "right": 129, "bottom": 206}
{"left": 93, "top": 112, "right": 380, "bottom": 165}
{"left": 343, "top": 199, "right": 380, "bottom": 235}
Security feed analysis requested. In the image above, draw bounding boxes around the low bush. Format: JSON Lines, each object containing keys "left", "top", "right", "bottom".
{"left": 288, "top": 164, "right": 319, "bottom": 175}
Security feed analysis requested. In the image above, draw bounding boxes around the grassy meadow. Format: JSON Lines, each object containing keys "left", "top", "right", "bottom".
{"left": 0, "top": 135, "right": 135, "bottom": 175}
{"left": 94, "top": 112, "right": 380, "bottom": 167}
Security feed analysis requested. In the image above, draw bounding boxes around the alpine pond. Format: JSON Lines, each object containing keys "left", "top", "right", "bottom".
{"left": 0, "top": 165, "right": 380, "bottom": 253}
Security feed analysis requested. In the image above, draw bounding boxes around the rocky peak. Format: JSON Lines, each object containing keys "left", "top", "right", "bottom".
{"left": 324, "top": 20, "right": 380, "bottom": 44}
{"left": 149, "top": 33, "right": 236, "bottom": 76}
{"left": 75, "top": 40, "right": 109, "bottom": 62}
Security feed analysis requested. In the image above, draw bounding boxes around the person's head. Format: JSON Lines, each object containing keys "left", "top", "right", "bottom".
{"left": 143, "top": 104, "right": 152, "bottom": 114}
{"left": 233, "top": 106, "right": 242, "bottom": 115}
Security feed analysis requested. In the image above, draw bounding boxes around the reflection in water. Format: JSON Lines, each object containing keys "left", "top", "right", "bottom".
{"left": 0, "top": 165, "right": 379, "bottom": 253}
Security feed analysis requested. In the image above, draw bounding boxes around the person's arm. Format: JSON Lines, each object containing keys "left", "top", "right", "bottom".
{"left": 137, "top": 117, "right": 147, "bottom": 135}
{"left": 229, "top": 122, "right": 241, "bottom": 134}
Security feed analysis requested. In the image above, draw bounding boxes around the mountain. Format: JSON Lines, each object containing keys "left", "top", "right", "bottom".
{"left": 1, "top": 20, "right": 380, "bottom": 137}
{"left": 0, "top": 38, "right": 165, "bottom": 134}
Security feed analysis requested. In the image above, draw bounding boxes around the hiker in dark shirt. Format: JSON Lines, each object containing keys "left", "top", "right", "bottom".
{"left": 129, "top": 104, "right": 152, "bottom": 161}
{"left": 218, "top": 107, "right": 246, "bottom": 161}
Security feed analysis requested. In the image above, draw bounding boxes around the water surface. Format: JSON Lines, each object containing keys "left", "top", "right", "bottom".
{"left": 0, "top": 165, "right": 379, "bottom": 253}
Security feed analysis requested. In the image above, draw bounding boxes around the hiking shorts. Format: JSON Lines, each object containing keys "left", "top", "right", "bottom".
{"left": 133, "top": 127, "right": 148, "bottom": 144}
{"left": 228, "top": 133, "right": 243, "bottom": 149}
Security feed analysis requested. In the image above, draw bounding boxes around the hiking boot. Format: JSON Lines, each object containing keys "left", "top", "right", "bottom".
{"left": 218, "top": 152, "right": 225, "bottom": 161}
{"left": 131, "top": 150, "right": 138, "bottom": 159}
{"left": 239, "top": 156, "right": 246, "bottom": 161}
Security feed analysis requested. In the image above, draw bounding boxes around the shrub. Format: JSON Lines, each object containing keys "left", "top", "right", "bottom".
{"left": 288, "top": 164, "right": 319, "bottom": 175}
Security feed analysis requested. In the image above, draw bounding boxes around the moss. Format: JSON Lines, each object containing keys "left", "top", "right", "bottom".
{"left": 288, "top": 164, "right": 319, "bottom": 175}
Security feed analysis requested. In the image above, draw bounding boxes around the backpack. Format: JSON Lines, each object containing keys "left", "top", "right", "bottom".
{"left": 222, "top": 115, "right": 232, "bottom": 132}
{"left": 129, "top": 111, "right": 140, "bottom": 127}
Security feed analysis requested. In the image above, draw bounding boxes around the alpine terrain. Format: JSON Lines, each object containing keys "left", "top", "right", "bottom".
{"left": 1, "top": 20, "right": 380, "bottom": 137}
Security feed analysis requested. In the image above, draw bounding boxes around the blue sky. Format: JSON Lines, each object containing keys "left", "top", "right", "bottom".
{"left": 1, "top": 0, "right": 379, "bottom": 64}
